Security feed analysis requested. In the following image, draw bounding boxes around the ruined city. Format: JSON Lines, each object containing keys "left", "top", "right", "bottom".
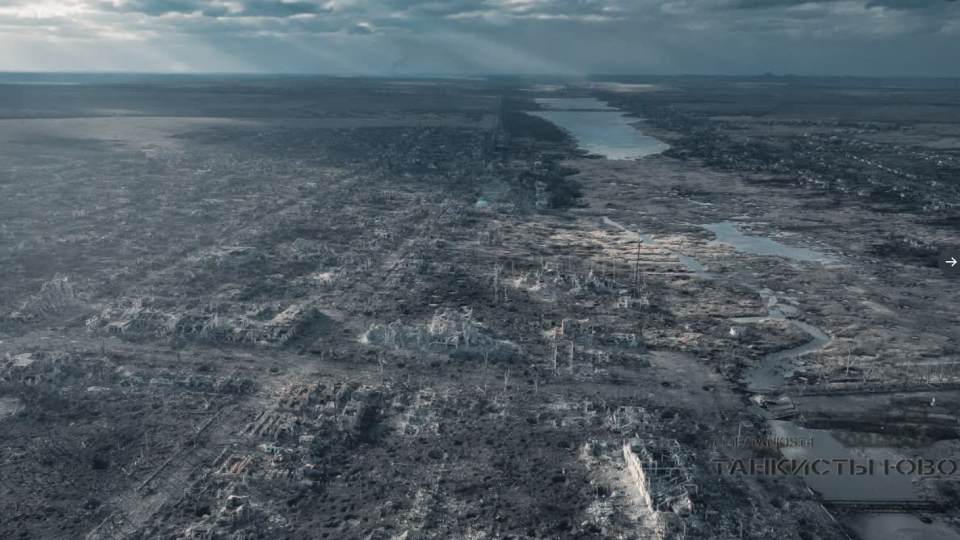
{"left": 1, "top": 75, "right": 959, "bottom": 540}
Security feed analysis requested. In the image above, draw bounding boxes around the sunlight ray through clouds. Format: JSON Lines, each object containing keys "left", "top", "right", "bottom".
{"left": 0, "top": 0, "right": 956, "bottom": 74}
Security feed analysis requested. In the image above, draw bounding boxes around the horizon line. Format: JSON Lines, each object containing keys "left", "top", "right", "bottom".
{"left": 2, "top": 70, "right": 960, "bottom": 80}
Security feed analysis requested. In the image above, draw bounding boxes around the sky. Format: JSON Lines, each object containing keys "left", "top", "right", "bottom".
{"left": 0, "top": 0, "right": 958, "bottom": 76}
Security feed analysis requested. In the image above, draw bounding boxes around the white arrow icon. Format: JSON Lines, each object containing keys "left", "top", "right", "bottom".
{"left": 949, "top": 257, "right": 958, "bottom": 267}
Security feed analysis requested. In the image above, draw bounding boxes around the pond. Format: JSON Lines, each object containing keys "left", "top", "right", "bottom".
{"left": 844, "top": 514, "right": 960, "bottom": 540}
{"left": 702, "top": 221, "right": 834, "bottom": 263}
{"left": 530, "top": 98, "right": 669, "bottom": 160}
{"left": 769, "top": 421, "right": 918, "bottom": 502}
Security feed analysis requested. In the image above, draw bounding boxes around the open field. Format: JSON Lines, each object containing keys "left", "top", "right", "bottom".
{"left": 1, "top": 76, "right": 959, "bottom": 540}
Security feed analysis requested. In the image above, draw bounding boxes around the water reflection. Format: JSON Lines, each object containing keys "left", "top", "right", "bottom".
{"left": 844, "top": 514, "right": 960, "bottom": 540}
{"left": 769, "top": 421, "right": 918, "bottom": 501}
{"left": 702, "top": 221, "right": 834, "bottom": 263}
{"left": 531, "top": 98, "right": 669, "bottom": 160}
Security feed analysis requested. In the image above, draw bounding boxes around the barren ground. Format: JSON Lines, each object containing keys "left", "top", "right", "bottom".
{"left": 1, "top": 77, "right": 958, "bottom": 540}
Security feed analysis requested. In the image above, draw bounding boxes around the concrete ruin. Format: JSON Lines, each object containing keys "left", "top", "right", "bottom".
{"left": 1, "top": 351, "right": 68, "bottom": 386}
{"left": 362, "top": 308, "right": 520, "bottom": 360}
{"left": 86, "top": 299, "right": 317, "bottom": 346}
{"left": 623, "top": 438, "right": 697, "bottom": 517}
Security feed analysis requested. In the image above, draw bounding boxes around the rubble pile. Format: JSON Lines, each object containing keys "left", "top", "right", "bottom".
{"left": 623, "top": 438, "right": 697, "bottom": 537}
{"left": 0, "top": 350, "right": 70, "bottom": 386}
{"left": 7, "top": 275, "right": 87, "bottom": 322}
{"left": 362, "top": 308, "right": 520, "bottom": 360}
{"left": 86, "top": 300, "right": 318, "bottom": 347}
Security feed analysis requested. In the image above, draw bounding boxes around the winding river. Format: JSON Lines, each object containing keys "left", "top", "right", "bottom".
{"left": 533, "top": 97, "right": 948, "bottom": 540}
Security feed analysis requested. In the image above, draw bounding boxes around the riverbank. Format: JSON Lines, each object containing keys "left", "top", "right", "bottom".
{"left": 525, "top": 91, "right": 960, "bottom": 539}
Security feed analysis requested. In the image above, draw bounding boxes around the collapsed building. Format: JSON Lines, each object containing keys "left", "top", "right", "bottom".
{"left": 362, "top": 307, "right": 520, "bottom": 360}
{"left": 0, "top": 351, "right": 69, "bottom": 386}
{"left": 623, "top": 438, "right": 697, "bottom": 536}
{"left": 86, "top": 299, "right": 317, "bottom": 347}
{"left": 4, "top": 275, "right": 86, "bottom": 326}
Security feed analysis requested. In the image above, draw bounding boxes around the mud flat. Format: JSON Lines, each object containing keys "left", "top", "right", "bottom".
{"left": 603, "top": 216, "right": 708, "bottom": 275}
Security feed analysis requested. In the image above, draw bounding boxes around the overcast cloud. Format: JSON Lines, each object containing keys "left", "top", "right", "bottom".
{"left": 0, "top": 0, "right": 957, "bottom": 75}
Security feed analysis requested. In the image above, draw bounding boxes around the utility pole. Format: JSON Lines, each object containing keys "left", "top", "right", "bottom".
{"left": 635, "top": 240, "right": 642, "bottom": 285}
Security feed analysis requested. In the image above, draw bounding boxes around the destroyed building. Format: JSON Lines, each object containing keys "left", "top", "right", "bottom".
{"left": 623, "top": 438, "right": 697, "bottom": 518}
{"left": 86, "top": 299, "right": 318, "bottom": 346}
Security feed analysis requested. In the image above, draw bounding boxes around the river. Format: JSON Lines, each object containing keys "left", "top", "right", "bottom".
{"left": 531, "top": 98, "right": 951, "bottom": 540}
{"left": 602, "top": 215, "right": 946, "bottom": 539}
{"left": 530, "top": 98, "right": 669, "bottom": 160}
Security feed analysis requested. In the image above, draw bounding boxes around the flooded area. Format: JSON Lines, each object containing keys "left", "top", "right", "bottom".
{"left": 603, "top": 218, "right": 831, "bottom": 393}
{"left": 600, "top": 217, "right": 944, "bottom": 540}
{"left": 531, "top": 98, "right": 669, "bottom": 160}
{"left": 769, "top": 421, "right": 918, "bottom": 501}
{"left": 695, "top": 220, "right": 835, "bottom": 389}
{"left": 535, "top": 97, "right": 617, "bottom": 111}
{"left": 844, "top": 514, "right": 960, "bottom": 540}
{"left": 702, "top": 221, "right": 834, "bottom": 263}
